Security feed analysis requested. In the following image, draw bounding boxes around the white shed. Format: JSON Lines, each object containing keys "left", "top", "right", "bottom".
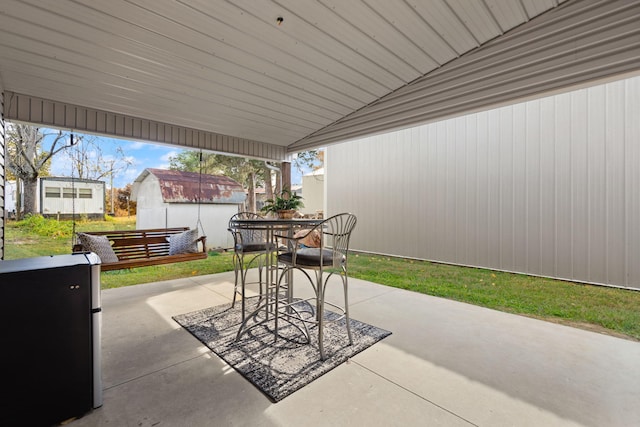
{"left": 131, "top": 168, "right": 246, "bottom": 249}
{"left": 40, "top": 177, "right": 105, "bottom": 219}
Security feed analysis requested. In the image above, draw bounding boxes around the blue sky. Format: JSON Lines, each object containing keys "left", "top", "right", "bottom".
{"left": 45, "top": 132, "right": 306, "bottom": 188}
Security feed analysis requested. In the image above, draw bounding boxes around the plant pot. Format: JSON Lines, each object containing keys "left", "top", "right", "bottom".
{"left": 277, "top": 209, "right": 296, "bottom": 219}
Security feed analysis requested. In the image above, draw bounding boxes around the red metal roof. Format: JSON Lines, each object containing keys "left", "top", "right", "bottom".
{"left": 142, "top": 168, "right": 246, "bottom": 204}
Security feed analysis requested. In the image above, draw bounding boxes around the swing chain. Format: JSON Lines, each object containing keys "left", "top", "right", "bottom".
{"left": 196, "top": 150, "right": 205, "bottom": 237}
{"left": 70, "top": 133, "right": 77, "bottom": 248}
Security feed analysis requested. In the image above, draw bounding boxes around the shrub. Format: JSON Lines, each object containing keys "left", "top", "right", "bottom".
{"left": 16, "top": 214, "right": 74, "bottom": 238}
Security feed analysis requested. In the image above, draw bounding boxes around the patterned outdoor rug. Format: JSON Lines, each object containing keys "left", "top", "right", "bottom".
{"left": 173, "top": 297, "right": 391, "bottom": 402}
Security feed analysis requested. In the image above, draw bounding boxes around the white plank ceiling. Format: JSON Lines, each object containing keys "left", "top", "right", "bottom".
{"left": 1, "top": 0, "right": 639, "bottom": 159}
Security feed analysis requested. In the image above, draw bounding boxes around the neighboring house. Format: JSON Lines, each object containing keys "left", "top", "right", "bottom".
{"left": 40, "top": 177, "right": 105, "bottom": 219}
{"left": 301, "top": 168, "right": 324, "bottom": 217}
{"left": 5, "top": 178, "right": 105, "bottom": 219}
{"left": 131, "top": 168, "right": 246, "bottom": 249}
{"left": 252, "top": 186, "right": 304, "bottom": 213}
{"left": 4, "top": 180, "right": 16, "bottom": 218}
{"left": 290, "top": 184, "right": 302, "bottom": 198}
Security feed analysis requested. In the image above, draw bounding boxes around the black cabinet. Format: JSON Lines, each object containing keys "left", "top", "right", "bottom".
{"left": 0, "top": 254, "right": 102, "bottom": 426}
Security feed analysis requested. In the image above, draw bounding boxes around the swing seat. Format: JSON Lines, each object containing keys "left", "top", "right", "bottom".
{"left": 72, "top": 227, "right": 207, "bottom": 271}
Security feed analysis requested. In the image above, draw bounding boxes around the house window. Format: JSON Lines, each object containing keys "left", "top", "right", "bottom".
{"left": 63, "top": 188, "right": 77, "bottom": 199}
{"left": 79, "top": 188, "right": 92, "bottom": 199}
{"left": 45, "top": 187, "right": 61, "bottom": 198}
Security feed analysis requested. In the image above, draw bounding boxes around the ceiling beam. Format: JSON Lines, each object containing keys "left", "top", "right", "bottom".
{"left": 3, "top": 91, "right": 287, "bottom": 161}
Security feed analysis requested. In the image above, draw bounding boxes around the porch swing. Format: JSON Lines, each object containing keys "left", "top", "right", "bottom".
{"left": 72, "top": 146, "right": 207, "bottom": 271}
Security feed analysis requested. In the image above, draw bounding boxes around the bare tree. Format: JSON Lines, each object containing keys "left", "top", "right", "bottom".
{"left": 60, "top": 136, "right": 132, "bottom": 181}
{"left": 106, "top": 184, "right": 137, "bottom": 217}
{"left": 5, "top": 124, "right": 75, "bottom": 217}
{"left": 263, "top": 165, "right": 274, "bottom": 201}
{"left": 58, "top": 137, "right": 134, "bottom": 213}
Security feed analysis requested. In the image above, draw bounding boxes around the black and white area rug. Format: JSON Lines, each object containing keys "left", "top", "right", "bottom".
{"left": 173, "top": 298, "right": 391, "bottom": 402}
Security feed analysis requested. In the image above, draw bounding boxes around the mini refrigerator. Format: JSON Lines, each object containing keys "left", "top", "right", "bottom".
{"left": 0, "top": 253, "right": 103, "bottom": 426}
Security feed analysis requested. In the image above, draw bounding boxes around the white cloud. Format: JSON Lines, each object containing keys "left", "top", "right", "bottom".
{"left": 128, "top": 141, "right": 146, "bottom": 150}
{"left": 123, "top": 168, "right": 140, "bottom": 181}
{"left": 154, "top": 163, "right": 169, "bottom": 170}
{"left": 50, "top": 161, "right": 66, "bottom": 177}
{"left": 160, "top": 150, "right": 179, "bottom": 163}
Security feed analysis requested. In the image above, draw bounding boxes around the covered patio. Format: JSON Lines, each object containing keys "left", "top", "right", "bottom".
{"left": 2, "top": 0, "right": 640, "bottom": 281}
{"left": 2, "top": 1, "right": 640, "bottom": 425}
{"left": 70, "top": 269, "right": 639, "bottom": 427}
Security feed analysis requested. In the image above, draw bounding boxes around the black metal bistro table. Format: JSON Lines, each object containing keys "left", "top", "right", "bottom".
{"left": 228, "top": 217, "right": 323, "bottom": 341}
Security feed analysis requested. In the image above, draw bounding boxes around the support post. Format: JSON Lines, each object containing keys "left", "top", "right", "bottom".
{"left": 282, "top": 161, "right": 291, "bottom": 192}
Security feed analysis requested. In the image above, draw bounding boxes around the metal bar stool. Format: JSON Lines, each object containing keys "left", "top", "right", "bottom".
{"left": 228, "top": 212, "right": 273, "bottom": 321}
{"left": 274, "top": 213, "right": 357, "bottom": 360}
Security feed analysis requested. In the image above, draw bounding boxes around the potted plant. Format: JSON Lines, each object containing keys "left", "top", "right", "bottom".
{"left": 260, "top": 188, "right": 304, "bottom": 219}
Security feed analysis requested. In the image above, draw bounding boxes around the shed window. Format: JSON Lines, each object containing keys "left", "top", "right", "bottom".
{"left": 63, "top": 188, "right": 77, "bottom": 199}
{"left": 45, "top": 187, "right": 61, "bottom": 198}
{"left": 79, "top": 188, "right": 92, "bottom": 199}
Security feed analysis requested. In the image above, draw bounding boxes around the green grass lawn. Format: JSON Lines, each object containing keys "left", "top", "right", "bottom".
{"left": 3, "top": 216, "right": 235, "bottom": 289}
{"left": 98, "top": 252, "right": 234, "bottom": 289}
{"left": 4, "top": 216, "right": 639, "bottom": 341}
{"left": 348, "top": 253, "right": 640, "bottom": 341}
{"left": 5, "top": 215, "right": 139, "bottom": 259}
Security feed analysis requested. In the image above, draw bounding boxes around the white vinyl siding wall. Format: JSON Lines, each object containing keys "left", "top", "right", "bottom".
{"left": 327, "top": 76, "right": 640, "bottom": 290}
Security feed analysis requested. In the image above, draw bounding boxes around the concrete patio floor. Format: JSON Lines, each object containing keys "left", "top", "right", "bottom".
{"left": 69, "top": 270, "right": 640, "bottom": 427}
